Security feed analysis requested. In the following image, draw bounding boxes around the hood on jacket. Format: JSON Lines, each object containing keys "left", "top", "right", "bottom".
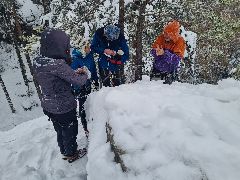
{"left": 104, "top": 24, "right": 121, "bottom": 41}
{"left": 72, "top": 48, "right": 83, "bottom": 58}
{"left": 40, "top": 28, "right": 70, "bottom": 59}
{"left": 163, "top": 20, "right": 181, "bottom": 42}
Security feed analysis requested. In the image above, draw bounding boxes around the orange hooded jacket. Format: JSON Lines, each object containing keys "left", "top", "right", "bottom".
{"left": 152, "top": 20, "right": 186, "bottom": 58}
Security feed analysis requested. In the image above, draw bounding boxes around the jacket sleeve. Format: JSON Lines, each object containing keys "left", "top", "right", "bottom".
{"left": 152, "top": 34, "right": 164, "bottom": 48}
{"left": 87, "top": 52, "right": 99, "bottom": 82}
{"left": 173, "top": 38, "right": 186, "bottom": 58}
{"left": 119, "top": 35, "right": 129, "bottom": 64}
{"left": 55, "top": 60, "right": 88, "bottom": 86}
{"left": 150, "top": 49, "right": 158, "bottom": 59}
{"left": 91, "top": 32, "right": 105, "bottom": 55}
{"left": 151, "top": 49, "right": 181, "bottom": 65}
{"left": 163, "top": 50, "right": 182, "bottom": 65}
{"left": 71, "top": 57, "right": 81, "bottom": 70}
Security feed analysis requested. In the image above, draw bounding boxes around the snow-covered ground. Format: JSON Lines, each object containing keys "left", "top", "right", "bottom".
{"left": 0, "top": 116, "right": 88, "bottom": 180}
{"left": 1, "top": 77, "right": 240, "bottom": 180}
{"left": 86, "top": 77, "right": 240, "bottom": 180}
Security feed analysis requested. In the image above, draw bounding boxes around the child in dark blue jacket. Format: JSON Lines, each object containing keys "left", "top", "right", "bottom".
{"left": 71, "top": 42, "right": 98, "bottom": 136}
{"left": 91, "top": 24, "right": 129, "bottom": 87}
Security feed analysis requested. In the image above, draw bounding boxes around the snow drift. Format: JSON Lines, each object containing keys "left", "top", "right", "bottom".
{"left": 86, "top": 78, "right": 240, "bottom": 180}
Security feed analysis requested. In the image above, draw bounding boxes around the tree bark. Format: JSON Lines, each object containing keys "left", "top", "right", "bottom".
{"left": 118, "top": 0, "right": 125, "bottom": 33}
{"left": 42, "top": 0, "right": 50, "bottom": 14}
{"left": 25, "top": 53, "right": 42, "bottom": 98}
{"left": 12, "top": 2, "right": 22, "bottom": 38}
{"left": 10, "top": 1, "right": 30, "bottom": 91}
{"left": 0, "top": 75, "right": 16, "bottom": 113}
{"left": 118, "top": 0, "right": 126, "bottom": 84}
{"left": 14, "top": 42, "right": 30, "bottom": 90}
{"left": 106, "top": 122, "right": 128, "bottom": 172}
{"left": 133, "top": 0, "right": 150, "bottom": 82}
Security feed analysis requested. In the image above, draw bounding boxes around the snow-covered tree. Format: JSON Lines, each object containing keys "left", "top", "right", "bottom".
{"left": 180, "top": 0, "right": 240, "bottom": 84}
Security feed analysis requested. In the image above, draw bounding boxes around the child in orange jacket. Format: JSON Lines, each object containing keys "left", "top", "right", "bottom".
{"left": 150, "top": 20, "right": 186, "bottom": 84}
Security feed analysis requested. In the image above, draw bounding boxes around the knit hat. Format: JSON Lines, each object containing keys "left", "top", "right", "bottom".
{"left": 104, "top": 25, "right": 121, "bottom": 41}
{"left": 163, "top": 20, "right": 181, "bottom": 42}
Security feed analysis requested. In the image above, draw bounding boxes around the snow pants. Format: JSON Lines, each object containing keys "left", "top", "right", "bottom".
{"left": 44, "top": 109, "right": 78, "bottom": 156}
{"left": 150, "top": 67, "right": 177, "bottom": 84}
{"left": 99, "top": 68, "right": 122, "bottom": 87}
{"left": 78, "top": 86, "right": 91, "bottom": 132}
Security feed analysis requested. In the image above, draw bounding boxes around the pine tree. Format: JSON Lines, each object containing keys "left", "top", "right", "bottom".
{"left": 0, "top": 75, "right": 16, "bottom": 113}
{"left": 180, "top": 0, "right": 240, "bottom": 84}
{"left": 132, "top": 0, "right": 150, "bottom": 82}
{"left": 1, "top": 0, "right": 31, "bottom": 90}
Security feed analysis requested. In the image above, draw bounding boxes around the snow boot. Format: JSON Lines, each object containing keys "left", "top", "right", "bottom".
{"left": 163, "top": 74, "right": 173, "bottom": 85}
{"left": 62, "top": 148, "right": 87, "bottom": 163}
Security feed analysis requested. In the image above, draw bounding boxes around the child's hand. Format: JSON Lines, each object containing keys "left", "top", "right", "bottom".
{"left": 155, "top": 45, "right": 164, "bottom": 56}
{"left": 75, "top": 67, "right": 85, "bottom": 74}
{"left": 104, "top": 49, "right": 116, "bottom": 56}
{"left": 117, "top": 49, "right": 124, "bottom": 55}
{"left": 84, "top": 45, "right": 91, "bottom": 54}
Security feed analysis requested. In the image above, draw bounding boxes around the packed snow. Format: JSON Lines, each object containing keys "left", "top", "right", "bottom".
{"left": 1, "top": 76, "right": 240, "bottom": 180}
{"left": 86, "top": 77, "right": 240, "bottom": 180}
{"left": 0, "top": 116, "right": 88, "bottom": 180}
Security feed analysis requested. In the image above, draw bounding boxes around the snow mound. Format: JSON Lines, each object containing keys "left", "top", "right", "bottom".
{"left": 86, "top": 78, "right": 240, "bottom": 180}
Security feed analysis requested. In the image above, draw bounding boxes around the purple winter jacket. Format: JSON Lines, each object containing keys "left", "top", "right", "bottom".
{"left": 151, "top": 49, "right": 181, "bottom": 73}
{"left": 33, "top": 29, "right": 88, "bottom": 114}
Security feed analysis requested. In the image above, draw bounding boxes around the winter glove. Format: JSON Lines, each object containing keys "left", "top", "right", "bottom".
{"left": 117, "top": 49, "right": 124, "bottom": 55}
{"left": 75, "top": 66, "right": 91, "bottom": 79}
{"left": 82, "top": 66, "right": 91, "bottom": 80}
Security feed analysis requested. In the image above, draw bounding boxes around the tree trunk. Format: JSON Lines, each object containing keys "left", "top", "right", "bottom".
{"left": 118, "top": 0, "right": 125, "bottom": 83}
{"left": 10, "top": 1, "right": 31, "bottom": 91}
{"left": 0, "top": 75, "right": 16, "bottom": 113}
{"left": 12, "top": 2, "right": 22, "bottom": 38}
{"left": 42, "top": 0, "right": 47, "bottom": 14}
{"left": 25, "top": 53, "right": 42, "bottom": 98}
{"left": 133, "top": 0, "right": 149, "bottom": 82}
{"left": 118, "top": 0, "right": 125, "bottom": 33}
{"left": 42, "top": 0, "right": 51, "bottom": 14}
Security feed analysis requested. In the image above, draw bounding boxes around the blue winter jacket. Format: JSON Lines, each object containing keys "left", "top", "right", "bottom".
{"left": 91, "top": 27, "right": 129, "bottom": 72}
{"left": 71, "top": 48, "right": 98, "bottom": 81}
{"left": 71, "top": 48, "right": 98, "bottom": 90}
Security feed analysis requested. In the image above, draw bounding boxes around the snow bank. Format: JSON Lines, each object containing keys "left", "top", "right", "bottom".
{"left": 86, "top": 78, "right": 240, "bottom": 180}
{"left": 0, "top": 116, "right": 88, "bottom": 180}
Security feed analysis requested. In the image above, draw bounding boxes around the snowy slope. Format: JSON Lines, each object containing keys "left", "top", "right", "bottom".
{"left": 86, "top": 78, "right": 240, "bottom": 180}
{"left": 0, "top": 42, "right": 43, "bottom": 131}
{"left": 0, "top": 116, "right": 88, "bottom": 180}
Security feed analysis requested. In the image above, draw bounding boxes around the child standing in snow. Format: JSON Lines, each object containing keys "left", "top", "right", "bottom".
{"left": 71, "top": 41, "right": 99, "bottom": 137}
{"left": 33, "top": 29, "right": 89, "bottom": 163}
{"left": 91, "top": 24, "right": 129, "bottom": 87}
{"left": 150, "top": 20, "right": 186, "bottom": 84}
